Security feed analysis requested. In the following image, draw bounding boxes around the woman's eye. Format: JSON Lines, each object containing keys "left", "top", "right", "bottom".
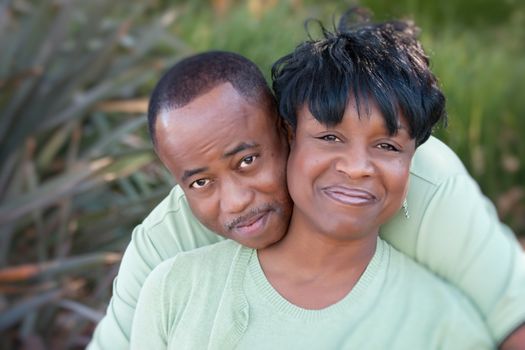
{"left": 190, "top": 178, "right": 210, "bottom": 189}
{"left": 239, "top": 155, "right": 257, "bottom": 169}
{"left": 319, "top": 134, "right": 340, "bottom": 142}
{"left": 377, "top": 143, "right": 399, "bottom": 152}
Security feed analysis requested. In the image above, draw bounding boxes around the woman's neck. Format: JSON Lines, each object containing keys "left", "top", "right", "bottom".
{"left": 257, "top": 210, "right": 378, "bottom": 309}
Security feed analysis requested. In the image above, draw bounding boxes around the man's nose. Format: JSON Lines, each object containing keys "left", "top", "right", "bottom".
{"left": 219, "top": 177, "right": 254, "bottom": 214}
{"left": 334, "top": 147, "right": 374, "bottom": 179}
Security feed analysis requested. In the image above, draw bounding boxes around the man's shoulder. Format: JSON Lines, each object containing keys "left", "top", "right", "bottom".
{"left": 176, "top": 239, "right": 242, "bottom": 265}
{"left": 141, "top": 185, "right": 188, "bottom": 230}
{"left": 158, "top": 240, "right": 244, "bottom": 294}
{"left": 165, "top": 240, "right": 243, "bottom": 277}
{"left": 409, "top": 136, "right": 468, "bottom": 186}
{"left": 130, "top": 185, "right": 221, "bottom": 259}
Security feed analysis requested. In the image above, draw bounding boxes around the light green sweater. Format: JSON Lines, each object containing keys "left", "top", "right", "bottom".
{"left": 89, "top": 137, "right": 525, "bottom": 349}
{"left": 131, "top": 239, "right": 494, "bottom": 349}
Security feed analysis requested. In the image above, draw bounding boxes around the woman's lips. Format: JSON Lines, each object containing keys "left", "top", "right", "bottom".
{"left": 322, "top": 186, "right": 377, "bottom": 206}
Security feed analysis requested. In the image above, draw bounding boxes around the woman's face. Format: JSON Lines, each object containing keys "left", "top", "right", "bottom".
{"left": 286, "top": 100, "right": 416, "bottom": 241}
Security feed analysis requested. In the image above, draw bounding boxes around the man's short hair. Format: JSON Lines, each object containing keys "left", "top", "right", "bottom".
{"left": 148, "top": 51, "right": 275, "bottom": 146}
{"left": 272, "top": 8, "right": 446, "bottom": 146}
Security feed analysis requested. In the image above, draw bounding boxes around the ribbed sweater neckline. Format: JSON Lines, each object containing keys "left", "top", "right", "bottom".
{"left": 236, "top": 238, "right": 387, "bottom": 322}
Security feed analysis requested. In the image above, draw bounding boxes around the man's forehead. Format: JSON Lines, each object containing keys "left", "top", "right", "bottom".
{"left": 158, "top": 105, "right": 261, "bottom": 136}
{"left": 156, "top": 105, "right": 274, "bottom": 159}
{"left": 156, "top": 107, "right": 278, "bottom": 152}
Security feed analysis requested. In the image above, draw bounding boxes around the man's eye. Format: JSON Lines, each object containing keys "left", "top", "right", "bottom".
{"left": 319, "top": 134, "right": 341, "bottom": 142}
{"left": 239, "top": 155, "right": 257, "bottom": 169}
{"left": 377, "top": 143, "right": 399, "bottom": 152}
{"left": 190, "top": 178, "right": 210, "bottom": 189}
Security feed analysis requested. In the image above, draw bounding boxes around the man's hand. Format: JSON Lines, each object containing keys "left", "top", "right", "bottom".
{"left": 500, "top": 324, "right": 525, "bottom": 350}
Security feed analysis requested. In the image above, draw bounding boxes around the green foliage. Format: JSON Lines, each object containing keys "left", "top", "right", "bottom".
{"left": 430, "top": 19, "right": 525, "bottom": 233}
{"left": 0, "top": 0, "right": 188, "bottom": 348}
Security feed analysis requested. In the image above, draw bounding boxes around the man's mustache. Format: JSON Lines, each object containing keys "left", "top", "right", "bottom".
{"left": 225, "top": 203, "right": 281, "bottom": 231}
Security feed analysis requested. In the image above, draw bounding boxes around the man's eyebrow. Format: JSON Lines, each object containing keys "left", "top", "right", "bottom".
{"left": 181, "top": 166, "right": 208, "bottom": 183}
{"left": 222, "top": 142, "right": 259, "bottom": 158}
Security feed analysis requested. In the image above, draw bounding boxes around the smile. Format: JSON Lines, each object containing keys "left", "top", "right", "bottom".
{"left": 230, "top": 210, "right": 271, "bottom": 237}
{"left": 322, "top": 186, "right": 377, "bottom": 206}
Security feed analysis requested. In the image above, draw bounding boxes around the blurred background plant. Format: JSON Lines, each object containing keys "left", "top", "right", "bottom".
{"left": 0, "top": 0, "right": 523, "bottom": 348}
{"left": 0, "top": 0, "right": 188, "bottom": 348}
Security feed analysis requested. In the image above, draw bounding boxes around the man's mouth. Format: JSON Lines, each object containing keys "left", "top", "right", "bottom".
{"left": 322, "top": 186, "right": 377, "bottom": 206}
{"left": 227, "top": 209, "right": 272, "bottom": 237}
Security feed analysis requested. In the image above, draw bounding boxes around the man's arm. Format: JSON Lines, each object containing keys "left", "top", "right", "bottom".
{"left": 501, "top": 324, "right": 525, "bottom": 350}
{"left": 381, "top": 136, "right": 525, "bottom": 345}
{"left": 129, "top": 258, "right": 174, "bottom": 350}
{"left": 88, "top": 224, "right": 162, "bottom": 349}
{"left": 415, "top": 174, "right": 525, "bottom": 344}
{"left": 88, "top": 186, "right": 222, "bottom": 349}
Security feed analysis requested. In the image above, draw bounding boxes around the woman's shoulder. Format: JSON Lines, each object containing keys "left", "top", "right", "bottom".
{"left": 384, "top": 241, "right": 486, "bottom": 321}
{"left": 381, "top": 241, "right": 493, "bottom": 346}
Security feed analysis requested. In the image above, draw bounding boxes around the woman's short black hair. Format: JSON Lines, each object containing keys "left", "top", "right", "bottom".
{"left": 148, "top": 51, "right": 275, "bottom": 146}
{"left": 271, "top": 8, "right": 446, "bottom": 146}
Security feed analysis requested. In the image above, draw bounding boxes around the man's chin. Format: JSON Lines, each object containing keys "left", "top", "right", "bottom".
{"left": 237, "top": 232, "right": 284, "bottom": 250}
{"left": 215, "top": 208, "right": 289, "bottom": 248}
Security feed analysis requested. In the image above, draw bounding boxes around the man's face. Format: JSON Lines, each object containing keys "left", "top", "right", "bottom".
{"left": 155, "top": 83, "right": 292, "bottom": 249}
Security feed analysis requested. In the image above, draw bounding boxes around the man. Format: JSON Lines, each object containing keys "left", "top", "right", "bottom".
{"left": 89, "top": 50, "right": 525, "bottom": 348}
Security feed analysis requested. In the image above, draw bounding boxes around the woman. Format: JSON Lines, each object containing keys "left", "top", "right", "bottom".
{"left": 131, "top": 12, "right": 493, "bottom": 349}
